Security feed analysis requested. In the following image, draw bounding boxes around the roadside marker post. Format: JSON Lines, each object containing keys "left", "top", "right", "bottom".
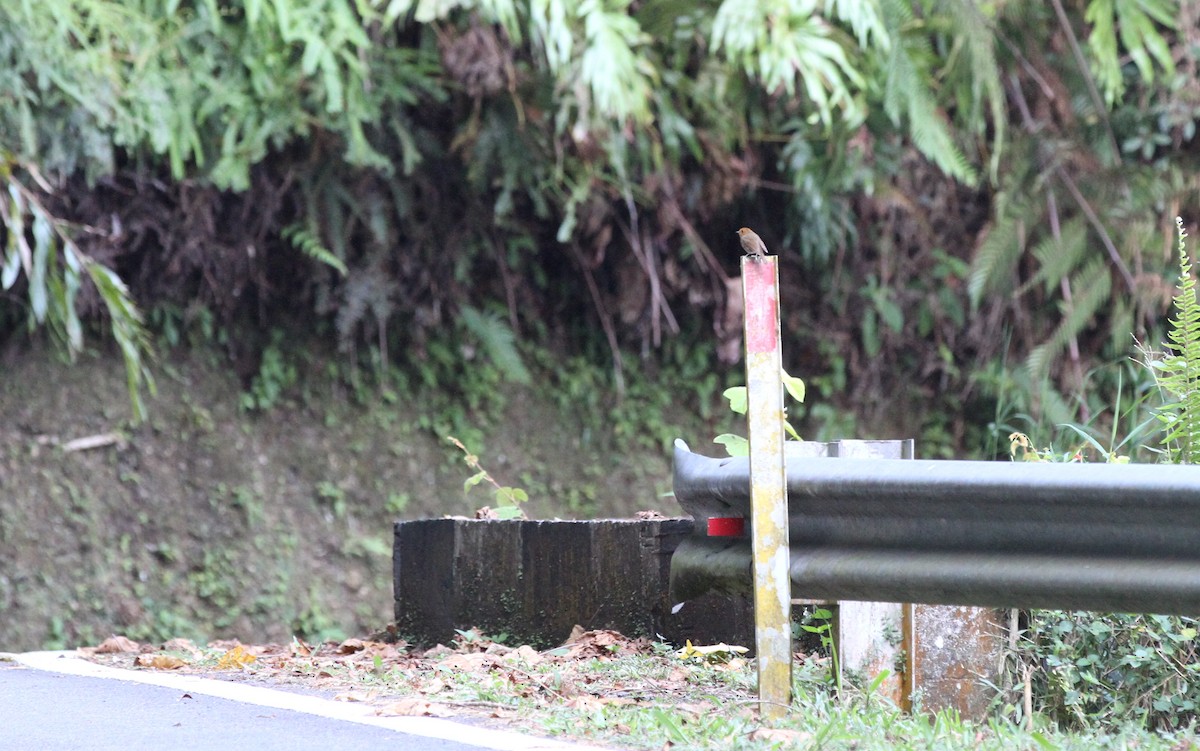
{"left": 741, "top": 256, "right": 792, "bottom": 718}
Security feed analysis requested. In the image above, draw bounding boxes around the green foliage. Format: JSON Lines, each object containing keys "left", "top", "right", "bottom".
{"left": 1, "top": 160, "right": 155, "bottom": 420}
{"left": 315, "top": 480, "right": 348, "bottom": 520}
{"left": 1026, "top": 258, "right": 1112, "bottom": 381}
{"left": 1014, "top": 611, "right": 1200, "bottom": 731}
{"left": 239, "top": 331, "right": 299, "bottom": 412}
{"left": 1151, "top": 217, "right": 1200, "bottom": 464}
{"left": 1086, "top": 0, "right": 1176, "bottom": 107}
{"left": 878, "top": 0, "right": 976, "bottom": 185}
{"left": 0, "top": 0, "right": 429, "bottom": 188}
{"left": 448, "top": 435, "right": 528, "bottom": 519}
{"left": 1005, "top": 335, "right": 1200, "bottom": 733}
{"left": 799, "top": 606, "right": 842, "bottom": 694}
{"left": 3, "top": 0, "right": 1199, "bottom": 462}
{"left": 713, "top": 0, "right": 864, "bottom": 129}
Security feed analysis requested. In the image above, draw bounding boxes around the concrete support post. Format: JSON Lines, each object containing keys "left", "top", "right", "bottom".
{"left": 785, "top": 439, "right": 1002, "bottom": 714}
{"left": 785, "top": 439, "right": 911, "bottom": 706}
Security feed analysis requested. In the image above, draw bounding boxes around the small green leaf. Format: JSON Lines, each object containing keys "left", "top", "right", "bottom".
{"left": 784, "top": 421, "right": 802, "bottom": 441}
{"left": 492, "top": 504, "right": 524, "bottom": 520}
{"left": 782, "top": 371, "right": 806, "bottom": 403}
{"left": 722, "top": 386, "right": 747, "bottom": 414}
{"left": 713, "top": 434, "right": 748, "bottom": 457}
{"left": 498, "top": 487, "right": 528, "bottom": 505}
{"left": 464, "top": 470, "right": 487, "bottom": 492}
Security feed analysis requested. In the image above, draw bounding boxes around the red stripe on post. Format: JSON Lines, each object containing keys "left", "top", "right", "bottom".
{"left": 743, "top": 259, "right": 778, "bottom": 353}
{"left": 707, "top": 517, "right": 745, "bottom": 537}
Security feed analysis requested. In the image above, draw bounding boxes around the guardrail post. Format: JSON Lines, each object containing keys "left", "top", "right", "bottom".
{"left": 786, "top": 440, "right": 912, "bottom": 706}
{"left": 787, "top": 440, "right": 1003, "bottom": 715}
{"left": 742, "top": 256, "right": 792, "bottom": 717}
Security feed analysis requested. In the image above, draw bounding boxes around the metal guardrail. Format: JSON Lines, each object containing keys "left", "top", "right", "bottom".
{"left": 669, "top": 439, "right": 1200, "bottom": 615}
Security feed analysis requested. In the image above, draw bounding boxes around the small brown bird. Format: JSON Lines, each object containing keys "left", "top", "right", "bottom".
{"left": 737, "top": 227, "right": 768, "bottom": 258}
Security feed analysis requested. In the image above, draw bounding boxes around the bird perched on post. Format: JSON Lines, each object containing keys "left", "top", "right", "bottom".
{"left": 737, "top": 227, "right": 768, "bottom": 259}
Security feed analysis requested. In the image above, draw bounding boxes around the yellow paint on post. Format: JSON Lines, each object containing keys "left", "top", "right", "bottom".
{"left": 742, "top": 256, "right": 791, "bottom": 718}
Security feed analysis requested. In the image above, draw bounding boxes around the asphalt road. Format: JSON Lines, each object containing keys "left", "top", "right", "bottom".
{"left": 1, "top": 652, "right": 614, "bottom": 751}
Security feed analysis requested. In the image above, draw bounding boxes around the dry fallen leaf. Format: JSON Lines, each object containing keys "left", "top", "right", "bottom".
{"left": 134, "top": 654, "right": 187, "bottom": 670}
{"left": 672, "top": 702, "right": 709, "bottom": 718}
{"left": 337, "top": 638, "right": 365, "bottom": 654}
{"left": 367, "top": 644, "right": 405, "bottom": 662}
{"left": 564, "top": 696, "right": 606, "bottom": 711}
{"left": 378, "top": 698, "right": 454, "bottom": 717}
{"left": 162, "top": 638, "right": 201, "bottom": 657}
{"left": 558, "top": 629, "right": 649, "bottom": 661}
{"left": 440, "top": 653, "right": 500, "bottom": 671}
{"left": 503, "top": 645, "right": 542, "bottom": 667}
{"left": 715, "top": 657, "right": 748, "bottom": 672}
{"left": 94, "top": 636, "right": 140, "bottom": 654}
{"left": 216, "top": 645, "right": 257, "bottom": 670}
{"left": 749, "top": 728, "right": 812, "bottom": 745}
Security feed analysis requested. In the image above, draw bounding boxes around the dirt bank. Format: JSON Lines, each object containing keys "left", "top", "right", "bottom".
{"left": 0, "top": 343, "right": 681, "bottom": 651}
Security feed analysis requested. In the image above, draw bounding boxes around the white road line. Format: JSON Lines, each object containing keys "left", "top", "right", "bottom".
{"left": 13, "top": 651, "right": 616, "bottom": 751}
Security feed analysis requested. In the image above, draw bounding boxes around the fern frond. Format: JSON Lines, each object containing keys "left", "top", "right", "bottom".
{"left": 460, "top": 305, "right": 532, "bottom": 385}
{"left": 1159, "top": 217, "right": 1200, "bottom": 463}
{"left": 1085, "top": 0, "right": 1176, "bottom": 106}
{"left": 1028, "top": 218, "right": 1087, "bottom": 294}
{"left": 713, "top": 0, "right": 864, "bottom": 127}
{"left": 968, "top": 196, "right": 1029, "bottom": 306}
{"left": 282, "top": 222, "right": 348, "bottom": 276}
{"left": 826, "top": 0, "right": 889, "bottom": 48}
{"left": 880, "top": 0, "right": 975, "bottom": 185}
{"left": 937, "top": 0, "right": 1005, "bottom": 180}
{"left": 1025, "top": 257, "right": 1111, "bottom": 380}
{"left": 579, "top": 0, "right": 656, "bottom": 122}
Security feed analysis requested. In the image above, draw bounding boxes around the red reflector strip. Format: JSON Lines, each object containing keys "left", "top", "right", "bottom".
{"left": 707, "top": 517, "right": 745, "bottom": 537}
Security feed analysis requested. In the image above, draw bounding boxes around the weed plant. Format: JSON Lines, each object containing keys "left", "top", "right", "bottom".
{"left": 997, "top": 219, "right": 1200, "bottom": 733}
